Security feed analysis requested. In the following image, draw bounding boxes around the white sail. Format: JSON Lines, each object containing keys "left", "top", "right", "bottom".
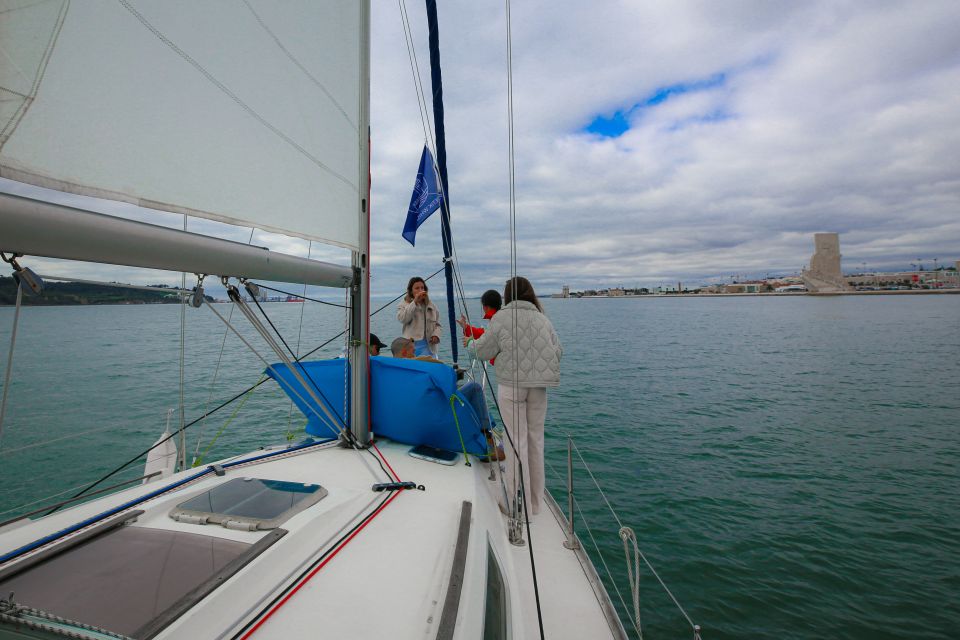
{"left": 0, "top": 0, "right": 364, "bottom": 251}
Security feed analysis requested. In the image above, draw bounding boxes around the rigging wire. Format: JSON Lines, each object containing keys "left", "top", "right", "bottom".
{"left": 0, "top": 470, "right": 159, "bottom": 526}
{"left": 398, "top": 0, "right": 472, "bottom": 322}
{"left": 43, "top": 378, "right": 274, "bottom": 515}
{"left": 246, "top": 282, "right": 348, "bottom": 308}
{"left": 195, "top": 227, "right": 258, "bottom": 461}
{"left": 398, "top": 0, "right": 544, "bottom": 626}
{"left": 178, "top": 213, "right": 188, "bottom": 471}
{"left": 0, "top": 284, "right": 22, "bottom": 447}
{"left": 287, "top": 242, "right": 313, "bottom": 440}
{"left": 41, "top": 270, "right": 447, "bottom": 513}
{"left": 545, "top": 436, "right": 701, "bottom": 636}
{"left": 398, "top": 0, "right": 434, "bottom": 150}
{"left": 212, "top": 296, "right": 345, "bottom": 439}
{"left": 398, "top": 0, "right": 477, "bottom": 367}
{"left": 246, "top": 293, "right": 349, "bottom": 436}
{"left": 497, "top": 0, "right": 545, "bottom": 634}
{"left": 398, "top": 0, "right": 470, "bottom": 333}
{"left": 543, "top": 457, "right": 636, "bottom": 633}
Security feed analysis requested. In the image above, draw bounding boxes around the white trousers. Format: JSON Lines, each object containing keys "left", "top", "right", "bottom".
{"left": 498, "top": 385, "right": 548, "bottom": 515}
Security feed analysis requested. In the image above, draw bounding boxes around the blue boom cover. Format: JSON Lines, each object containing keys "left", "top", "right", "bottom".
{"left": 266, "top": 357, "right": 488, "bottom": 455}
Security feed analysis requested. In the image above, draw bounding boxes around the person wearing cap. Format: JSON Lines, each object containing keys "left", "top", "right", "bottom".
{"left": 368, "top": 333, "right": 387, "bottom": 356}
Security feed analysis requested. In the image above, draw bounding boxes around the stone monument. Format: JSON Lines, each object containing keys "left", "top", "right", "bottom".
{"left": 802, "top": 233, "right": 852, "bottom": 293}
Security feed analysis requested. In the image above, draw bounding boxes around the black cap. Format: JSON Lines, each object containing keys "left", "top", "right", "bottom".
{"left": 369, "top": 333, "right": 387, "bottom": 349}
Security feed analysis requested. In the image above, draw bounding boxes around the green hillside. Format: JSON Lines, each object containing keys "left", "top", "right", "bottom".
{"left": 0, "top": 276, "right": 202, "bottom": 306}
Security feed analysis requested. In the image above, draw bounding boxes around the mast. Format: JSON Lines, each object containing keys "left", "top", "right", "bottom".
{"left": 348, "top": 0, "right": 372, "bottom": 445}
{"left": 424, "top": 0, "right": 459, "bottom": 364}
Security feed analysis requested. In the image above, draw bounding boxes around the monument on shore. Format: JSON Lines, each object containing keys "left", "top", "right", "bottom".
{"left": 802, "top": 233, "right": 852, "bottom": 293}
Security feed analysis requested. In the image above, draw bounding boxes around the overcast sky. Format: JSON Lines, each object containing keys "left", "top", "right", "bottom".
{"left": 3, "top": 1, "right": 959, "bottom": 297}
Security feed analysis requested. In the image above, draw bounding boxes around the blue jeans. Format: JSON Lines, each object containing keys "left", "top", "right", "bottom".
{"left": 414, "top": 338, "right": 432, "bottom": 357}
{"left": 458, "top": 381, "right": 492, "bottom": 431}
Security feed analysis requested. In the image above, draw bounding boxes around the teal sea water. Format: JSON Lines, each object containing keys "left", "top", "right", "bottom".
{"left": 1, "top": 295, "right": 958, "bottom": 639}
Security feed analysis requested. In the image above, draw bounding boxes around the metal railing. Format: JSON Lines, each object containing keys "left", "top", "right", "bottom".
{"left": 549, "top": 435, "right": 702, "bottom": 640}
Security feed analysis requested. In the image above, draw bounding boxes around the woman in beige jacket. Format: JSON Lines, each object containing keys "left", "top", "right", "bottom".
{"left": 396, "top": 276, "right": 442, "bottom": 357}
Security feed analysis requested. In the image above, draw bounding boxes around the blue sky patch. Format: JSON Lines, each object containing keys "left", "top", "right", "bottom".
{"left": 585, "top": 72, "right": 728, "bottom": 138}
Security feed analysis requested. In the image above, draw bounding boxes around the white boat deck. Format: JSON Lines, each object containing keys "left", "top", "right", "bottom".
{"left": 0, "top": 437, "right": 626, "bottom": 639}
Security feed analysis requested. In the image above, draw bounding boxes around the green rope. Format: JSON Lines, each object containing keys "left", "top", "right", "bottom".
{"left": 286, "top": 419, "right": 308, "bottom": 442}
{"left": 193, "top": 375, "right": 265, "bottom": 467}
{"left": 448, "top": 394, "right": 471, "bottom": 466}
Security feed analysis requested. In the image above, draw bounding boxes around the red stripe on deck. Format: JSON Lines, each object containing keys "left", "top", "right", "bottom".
{"left": 240, "top": 490, "right": 403, "bottom": 639}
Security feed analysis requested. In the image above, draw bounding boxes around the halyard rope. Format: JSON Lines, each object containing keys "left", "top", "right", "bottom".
{"left": 448, "top": 394, "right": 471, "bottom": 465}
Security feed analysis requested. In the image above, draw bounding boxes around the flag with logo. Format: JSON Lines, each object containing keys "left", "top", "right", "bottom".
{"left": 402, "top": 146, "right": 444, "bottom": 246}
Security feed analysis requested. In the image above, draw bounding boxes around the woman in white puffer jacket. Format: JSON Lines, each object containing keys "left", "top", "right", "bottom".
{"left": 470, "top": 276, "right": 561, "bottom": 515}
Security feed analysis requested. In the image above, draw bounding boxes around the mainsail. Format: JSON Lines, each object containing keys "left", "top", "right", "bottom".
{"left": 0, "top": 0, "right": 366, "bottom": 252}
{"left": 1, "top": 0, "right": 372, "bottom": 436}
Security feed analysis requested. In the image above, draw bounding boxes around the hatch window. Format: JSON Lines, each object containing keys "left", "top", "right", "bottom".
{"left": 169, "top": 477, "right": 327, "bottom": 530}
{"left": 483, "top": 543, "right": 509, "bottom": 640}
{"left": 0, "top": 526, "right": 274, "bottom": 638}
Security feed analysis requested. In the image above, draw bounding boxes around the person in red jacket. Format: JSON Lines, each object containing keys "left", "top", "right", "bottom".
{"left": 458, "top": 289, "right": 502, "bottom": 363}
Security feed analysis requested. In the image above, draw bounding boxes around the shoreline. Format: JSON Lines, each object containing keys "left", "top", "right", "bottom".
{"left": 562, "top": 289, "right": 960, "bottom": 299}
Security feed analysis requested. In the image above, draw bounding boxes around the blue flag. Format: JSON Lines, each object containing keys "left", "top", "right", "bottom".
{"left": 402, "top": 146, "right": 444, "bottom": 246}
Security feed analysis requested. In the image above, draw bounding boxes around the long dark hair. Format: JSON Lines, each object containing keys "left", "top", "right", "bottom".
{"left": 405, "top": 276, "right": 430, "bottom": 304}
{"left": 503, "top": 276, "right": 542, "bottom": 312}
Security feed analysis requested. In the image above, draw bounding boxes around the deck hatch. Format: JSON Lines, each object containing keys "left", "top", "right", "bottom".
{"left": 0, "top": 526, "right": 268, "bottom": 638}
{"left": 169, "top": 477, "right": 327, "bottom": 530}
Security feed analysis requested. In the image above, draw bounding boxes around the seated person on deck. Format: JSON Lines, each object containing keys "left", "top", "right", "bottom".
{"left": 391, "top": 336, "right": 443, "bottom": 363}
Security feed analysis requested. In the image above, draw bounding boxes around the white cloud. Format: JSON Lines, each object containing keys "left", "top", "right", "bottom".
{"left": 3, "top": 1, "right": 959, "bottom": 299}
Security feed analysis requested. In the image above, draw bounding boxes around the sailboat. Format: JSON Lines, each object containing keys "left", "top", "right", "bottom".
{"left": 0, "top": 2, "right": 666, "bottom": 638}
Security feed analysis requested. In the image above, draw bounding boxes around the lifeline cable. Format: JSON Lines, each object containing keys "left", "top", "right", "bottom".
{"left": 6, "top": 439, "right": 338, "bottom": 565}
{"left": 44, "top": 380, "right": 273, "bottom": 515}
